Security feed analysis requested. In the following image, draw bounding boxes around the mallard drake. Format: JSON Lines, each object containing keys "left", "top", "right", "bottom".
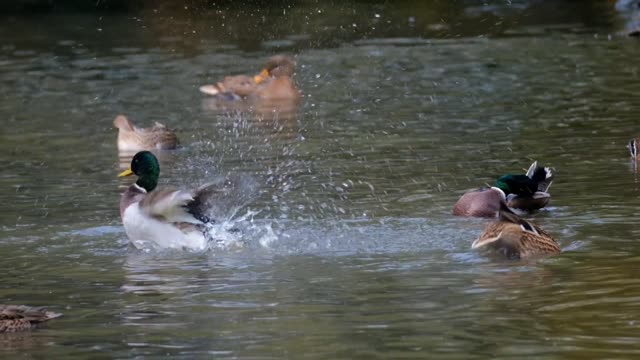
{"left": 113, "top": 115, "right": 179, "bottom": 152}
{"left": 199, "top": 55, "right": 300, "bottom": 100}
{"left": 472, "top": 202, "right": 560, "bottom": 260}
{"left": 0, "top": 305, "right": 61, "bottom": 333}
{"left": 453, "top": 161, "right": 554, "bottom": 217}
{"left": 118, "top": 151, "right": 225, "bottom": 250}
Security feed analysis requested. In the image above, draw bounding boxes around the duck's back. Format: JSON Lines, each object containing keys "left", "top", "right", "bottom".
{"left": 0, "top": 305, "right": 61, "bottom": 333}
{"left": 453, "top": 188, "right": 502, "bottom": 217}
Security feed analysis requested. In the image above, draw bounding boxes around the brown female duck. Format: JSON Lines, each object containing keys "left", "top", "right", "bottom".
{"left": 199, "top": 55, "right": 300, "bottom": 101}
{"left": 113, "top": 115, "right": 179, "bottom": 152}
{"left": 472, "top": 203, "right": 561, "bottom": 260}
{"left": 0, "top": 305, "right": 61, "bottom": 333}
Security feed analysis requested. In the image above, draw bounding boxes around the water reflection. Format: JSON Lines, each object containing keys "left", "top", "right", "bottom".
{"left": 0, "top": 332, "right": 56, "bottom": 351}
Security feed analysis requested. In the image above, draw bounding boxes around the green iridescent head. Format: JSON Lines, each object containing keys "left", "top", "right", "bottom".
{"left": 495, "top": 174, "right": 537, "bottom": 197}
{"left": 118, "top": 151, "right": 160, "bottom": 192}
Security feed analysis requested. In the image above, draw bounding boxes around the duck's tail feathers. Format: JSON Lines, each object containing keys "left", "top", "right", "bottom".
{"left": 185, "top": 183, "right": 227, "bottom": 224}
{"left": 629, "top": 139, "right": 638, "bottom": 160}
{"left": 199, "top": 84, "right": 221, "bottom": 96}
{"left": 471, "top": 233, "right": 502, "bottom": 249}
{"left": 186, "top": 176, "right": 260, "bottom": 224}
{"left": 42, "top": 309, "right": 63, "bottom": 321}
{"left": 152, "top": 121, "right": 169, "bottom": 129}
{"left": 526, "top": 161, "right": 554, "bottom": 192}
{"left": 12, "top": 306, "right": 63, "bottom": 323}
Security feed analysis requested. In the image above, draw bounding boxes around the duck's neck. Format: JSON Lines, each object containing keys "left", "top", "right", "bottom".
{"left": 136, "top": 175, "right": 157, "bottom": 192}
{"left": 494, "top": 178, "right": 512, "bottom": 196}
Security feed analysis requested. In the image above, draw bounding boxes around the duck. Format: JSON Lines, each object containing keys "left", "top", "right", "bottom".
{"left": 472, "top": 202, "right": 560, "bottom": 260}
{"left": 113, "top": 115, "right": 179, "bottom": 152}
{"left": 118, "top": 151, "right": 223, "bottom": 250}
{"left": 628, "top": 138, "right": 639, "bottom": 160}
{"left": 199, "top": 55, "right": 300, "bottom": 101}
{"left": 0, "top": 305, "right": 61, "bottom": 333}
{"left": 453, "top": 161, "right": 554, "bottom": 217}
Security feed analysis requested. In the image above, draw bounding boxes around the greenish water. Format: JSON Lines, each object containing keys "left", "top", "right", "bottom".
{"left": 3, "top": 1, "right": 640, "bottom": 358}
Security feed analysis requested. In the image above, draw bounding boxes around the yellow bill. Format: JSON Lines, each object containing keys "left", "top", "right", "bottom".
{"left": 254, "top": 69, "right": 270, "bottom": 84}
{"left": 118, "top": 168, "right": 134, "bottom": 177}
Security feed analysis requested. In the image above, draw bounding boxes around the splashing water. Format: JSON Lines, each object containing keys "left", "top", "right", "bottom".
{"left": 127, "top": 209, "right": 277, "bottom": 253}
{"left": 204, "top": 209, "right": 278, "bottom": 251}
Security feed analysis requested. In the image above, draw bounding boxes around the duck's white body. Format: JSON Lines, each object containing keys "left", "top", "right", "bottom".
{"left": 120, "top": 183, "right": 210, "bottom": 251}
{"left": 122, "top": 202, "right": 207, "bottom": 251}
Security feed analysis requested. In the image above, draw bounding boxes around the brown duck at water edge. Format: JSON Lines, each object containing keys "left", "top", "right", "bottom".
{"left": 472, "top": 202, "right": 561, "bottom": 260}
{"left": 113, "top": 115, "right": 179, "bottom": 152}
{"left": 452, "top": 161, "right": 555, "bottom": 217}
{"left": 199, "top": 55, "right": 301, "bottom": 101}
{"left": 0, "top": 305, "right": 62, "bottom": 333}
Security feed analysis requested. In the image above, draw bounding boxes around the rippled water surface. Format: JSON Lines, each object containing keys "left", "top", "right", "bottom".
{"left": 3, "top": 1, "right": 640, "bottom": 358}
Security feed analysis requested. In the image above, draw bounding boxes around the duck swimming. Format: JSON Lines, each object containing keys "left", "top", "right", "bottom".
{"left": 118, "top": 151, "right": 225, "bottom": 250}
{"left": 113, "top": 115, "right": 179, "bottom": 152}
{"left": 0, "top": 305, "right": 61, "bottom": 333}
{"left": 453, "top": 161, "right": 554, "bottom": 217}
{"left": 199, "top": 55, "right": 300, "bottom": 101}
{"left": 472, "top": 202, "right": 560, "bottom": 260}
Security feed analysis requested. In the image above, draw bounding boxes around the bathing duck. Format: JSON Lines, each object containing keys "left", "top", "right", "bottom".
{"left": 199, "top": 55, "right": 300, "bottom": 100}
{"left": 118, "top": 151, "right": 224, "bottom": 250}
{"left": 472, "top": 202, "right": 560, "bottom": 260}
{"left": 453, "top": 161, "right": 554, "bottom": 217}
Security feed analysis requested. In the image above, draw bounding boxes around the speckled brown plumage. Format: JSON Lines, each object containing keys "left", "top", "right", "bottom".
{"left": 0, "top": 305, "right": 62, "bottom": 333}
{"left": 113, "top": 115, "right": 179, "bottom": 152}
{"left": 472, "top": 205, "right": 560, "bottom": 260}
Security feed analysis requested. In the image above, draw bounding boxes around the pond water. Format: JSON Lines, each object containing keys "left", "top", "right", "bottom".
{"left": 2, "top": 0, "right": 640, "bottom": 358}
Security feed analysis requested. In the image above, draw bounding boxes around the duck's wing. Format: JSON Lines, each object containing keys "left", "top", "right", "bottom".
{"left": 185, "top": 184, "right": 228, "bottom": 224}
{"left": 138, "top": 188, "right": 202, "bottom": 224}
{"left": 185, "top": 176, "right": 259, "bottom": 223}
{"left": 525, "top": 161, "right": 554, "bottom": 193}
{"left": 472, "top": 221, "right": 505, "bottom": 249}
{"left": 517, "top": 226, "right": 561, "bottom": 257}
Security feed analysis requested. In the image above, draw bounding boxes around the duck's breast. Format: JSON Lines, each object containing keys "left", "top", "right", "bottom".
{"left": 122, "top": 203, "right": 207, "bottom": 250}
